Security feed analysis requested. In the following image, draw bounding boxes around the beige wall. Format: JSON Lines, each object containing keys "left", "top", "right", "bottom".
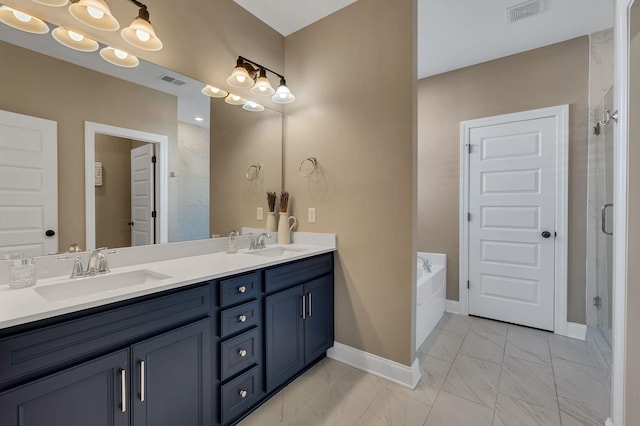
{"left": 417, "top": 37, "right": 590, "bottom": 323}
{"left": 0, "top": 41, "right": 177, "bottom": 251}
{"left": 210, "top": 101, "right": 282, "bottom": 236}
{"left": 283, "top": 0, "right": 417, "bottom": 365}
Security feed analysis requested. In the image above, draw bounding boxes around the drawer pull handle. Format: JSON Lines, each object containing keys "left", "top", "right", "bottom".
{"left": 239, "top": 389, "right": 248, "bottom": 399}
{"left": 238, "top": 314, "right": 247, "bottom": 322}
{"left": 238, "top": 349, "right": 247, "bottom": 357}
{"left": 121, "top": 369, "right": 127, "bottom": 413}
{"left": 238, "top": 285, "right": 246, "bottom": 293}
{"left": 140, "top": 360, "right": 145, "bottom": 402}
{"left": 302, "top": 295, "right": 306, "bottom": 320}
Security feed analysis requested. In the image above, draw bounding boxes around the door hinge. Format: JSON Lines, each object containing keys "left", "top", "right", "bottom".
{"left": 151, "top": 155, "right": 157, "bottom": 164}
{"left": 593, "top": 296, "right": 602, "bottom": 309}
{"left": 467, "top": 144, "right": 472, "bottom": 154}
{"left": 468, "top": 213, "right": 471, "bottom": 222}
{"left": 467, "top": 280, "right": 470, "bottom": 290}
{"left": 151, "top": 211, "right": 157, "bottom": 218}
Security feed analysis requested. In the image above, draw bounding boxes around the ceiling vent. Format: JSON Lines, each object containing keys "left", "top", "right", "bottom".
{"left": 506, "top": 0, "right": 545, "bottom": 23}
{"left": 159, "top": 75, "right": 187, "bottom": 86}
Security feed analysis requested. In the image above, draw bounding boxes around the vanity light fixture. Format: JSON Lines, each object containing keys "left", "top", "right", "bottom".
{"left": 224, "top": 93, "right": 245, "bottom": 106}
{"left": 201, "top": 85, "right": 228, "bottom": 98}
{"left": 242, "top": 101, "right": 265, "bottom": 112}
{"left": 272, "top": 77, "right": 295, "bottom": 104}
{"left": 0, "top": 6, "right": 49, "bottom": 34}
{"left": 33, "top": 0, "right": 69, "bottom": 6}
{"left": 69, "top": 0, "right": 119, "bottom": 31}
{"left": 226, "top": 56, "right": 295, "bottom": 102}
{"left": 250, "top": 68, "right": 275, "bottom": 96}
{"left": 100, "top": 46, "right": 139, "bottom": 67}
{"left": 52, "top": 26, "right": 98, "bottom": 52}
{"left": 121, "top": 0, "right": 162, "bottom": 51}
{"left": 226, "top": 58, "right": 255, "bottom": 88}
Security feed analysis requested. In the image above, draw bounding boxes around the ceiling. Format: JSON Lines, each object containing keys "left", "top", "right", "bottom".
{"left": 234, "top": 0, "right": 614, "bottom": 79}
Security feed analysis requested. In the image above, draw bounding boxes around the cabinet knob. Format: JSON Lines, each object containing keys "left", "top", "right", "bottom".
{"left": 238, "top": 349, "right": 247, "bottom": 357}
{"left": 239, "top": 389, "right": 248, "bottom": 399}
{"left": 238, "top": 286, "right": 246, "bottom": 293}
{"left": 238, "top": 314, "right": 247, "bottom": 322}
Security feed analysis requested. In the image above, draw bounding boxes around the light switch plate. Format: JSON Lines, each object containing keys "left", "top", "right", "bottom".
{"left": 257, "top": 207, "right": 263, "bottom": 220}
{"left": 308, "top": 208, "right": 316, "bottom": 223}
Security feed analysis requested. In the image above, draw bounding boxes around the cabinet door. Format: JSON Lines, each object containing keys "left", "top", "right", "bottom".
{"left": 265, "top": 285, "right": 305, "bottom": 393}
{"left": 304, "top": 275, "right": 334, "bottom": 362}
{"left": 0, "top": 349, "right": 129, "bottom": 426}
{"left": 131, "top": 318, "right": 212, "bottom": 426}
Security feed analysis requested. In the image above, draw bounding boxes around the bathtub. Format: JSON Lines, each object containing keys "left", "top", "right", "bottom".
{"left": 416, "top": 252, "right": 446, "bottom": 351}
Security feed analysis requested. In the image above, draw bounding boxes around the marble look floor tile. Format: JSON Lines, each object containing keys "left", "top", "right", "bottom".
{"left": 425, "top": 391, "right": 494, "bottom": 426}
{"left": 393, "top": 354, "right": 452, "bottom": 406}
{"left": 436, "top": 313, "right": 472, "bottom": 335}
{"left": 286, "top": 358, "right": 364, "bottom": 400}
{"left": 553, "top": 358, "right": 610, "bottom": 421}
{"left": 460, "top": 329, "right": 506, "bottom": 364}
{"left": 505, "top": 328, "right": 552, "bottom": 366}
{"left": 559, "top": 396, "right": 608, "bottom": 426}
{"left": 238, "top": 388, "right": 312, "bottom": 426}
{"left": 355, "top": 388, "right": 431, "bottom": 426}
{"left": 470, "top": 317, "right": 508, "bottom": 337}
{"left": 290, "top": 388, "right": 373, "bottom": 426}
{"left": 499, "top": 355, "right": 558, "bottom": 411}
{"left": 548, "top": 334, "right": 599, "bottom": 367}
{"left": 419, "top": 328, "right": 465, "bottom": 363}
{"left": 441, "top": 354, "right": 501, "bottom": 408}
{"left": 493, "top": 393, "right": 561, "bottom": 426}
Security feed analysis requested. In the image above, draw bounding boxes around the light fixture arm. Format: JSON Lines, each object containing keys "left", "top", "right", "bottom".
{"left": 127, "top": 0, "right": 150, "bottom": 21}
{"left": 238, "top": 56, "right": 284, "bottom": 80}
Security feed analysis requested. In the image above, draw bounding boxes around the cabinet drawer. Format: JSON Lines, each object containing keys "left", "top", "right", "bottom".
{"left": 219, "top": 272, "right": 261, "bottom": 308}
{"left": 0, "top": 285, "right": 211, "bottom": 389}
{"left": 220, "top": 327, "right": 260, "bottom": 381}
{"left": 220, "top": 365, "right": 261, "bottom": 425}
{"left": 265, "top": 253, "right": 333, "bottom": 293}
{"left": 220, "top": 300, "right": 261, "bottom": 338}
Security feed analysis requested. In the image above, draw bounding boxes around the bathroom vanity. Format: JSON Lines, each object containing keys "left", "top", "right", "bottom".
{"left": 0, "top": 246, "right": 334, "bottom": 426}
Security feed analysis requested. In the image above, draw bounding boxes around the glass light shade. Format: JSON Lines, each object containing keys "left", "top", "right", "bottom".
{"left": 33, "top": 0, "right": 69, "bottom": 6}
{"left": 272, "top": 79, "right": 295, "bottom": 104}
{"left": 226, "top": 64, "right": 254, "bottom": 88}
{"left": 224, "top": 94, "right": 245, "bottom": 106}
{"left": 100, "top": 46, "right": 139, "bottom": 68}
{"left": 242, "top": 101, "right": 265, "bottom": 112}
{"left": 0, "top": 6, "right": 49, "bottom": 34}
{"left": 121, "top": 15, "right": 162, "bottom": 51}
{"left": 250, "top": 69, "right": 275, "bottom": 96}
{"left": 201, "top": 85, "right": 228, "bottom": 98}
{"left": 69, "top": 0, "right": 119, "bottom": 31}
{"left": 52, "top": 27, "right": 98, "bottom": 52}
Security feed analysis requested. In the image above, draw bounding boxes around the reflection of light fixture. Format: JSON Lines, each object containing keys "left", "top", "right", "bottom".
{"left": 100, "top": 46, "right": 139, "bottom": 67}
{"left": 33, "top": 0, "right": 69, "bottom": 6}
{"left": 243, "top": 101, "right": 265, "bottom": 112}
{"left": 194, "top": 117, "right": 204, "bottom": 122}
{"left": 224, "top": 94, "right": 245, "bottom": 106}
{"left": 226, "top": 58, "right": 255, "bottom": 88}
{"left": 69, "top": 0, "right": 119, "bottom": 31}
{"left": 52, "top": 27, "right": 98, "bottom": 52}
{"left": 201, "top": 85, "right": 228, "bottom": 98}
{"left": 0, "top": 6, "right": 49, "bottom": 34}
{"left": 121, "top": 3, "right": 162, "bottom": 51}
{"left": 272, "top": 78, "right": 296, "bottom": 104}
{"left": 250, "top": 68, "right": 275, "bottom": 96}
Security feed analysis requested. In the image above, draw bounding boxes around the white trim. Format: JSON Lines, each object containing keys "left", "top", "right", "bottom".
{"left": 606, "top": 418, "right": 613, "bottom": 426}
{"left": 459, "top": 105, "right": 570, "bottom": 335}
{"left": 566, "top": 322, "right": 587, "bottom": 341}
{"left": 85, "top": 122, "right": 169, "bottom": 250}
{"left": 445, "top": 299, "right": 461, "bottom": 314}
{"left": 612, "top": 0, "right": 633, "bottom": 423}
{"left": 326, "top": 342, "right": 421, "bottom": 390}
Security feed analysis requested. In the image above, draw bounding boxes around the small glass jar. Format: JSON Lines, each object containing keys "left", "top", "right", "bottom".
{"left": 9, "top": 258, "right": 37, "bottom": 289}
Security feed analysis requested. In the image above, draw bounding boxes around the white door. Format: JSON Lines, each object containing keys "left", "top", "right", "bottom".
{"left": 0, "top": 110, "right": 57, "bottom": 257}
{"left": 130, "top": 144, "right": 154, "bottom": 247}
{"left": 467, "top": 112, "right": 560, "bottom": 330}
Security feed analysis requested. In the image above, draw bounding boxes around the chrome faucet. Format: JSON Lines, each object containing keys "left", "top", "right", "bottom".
{"left": 86, "top": 248, "right": 110, "bottom": 275}
{"left": 249, "top": 233, "right": 271, "bottom": 250}
{"left": 418, "top": 257, "right": 432, "bottom": 273}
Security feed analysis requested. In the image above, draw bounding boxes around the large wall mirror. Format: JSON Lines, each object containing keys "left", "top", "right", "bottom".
{"left": 0, "top": 21, "right": 282, "bottom": 256}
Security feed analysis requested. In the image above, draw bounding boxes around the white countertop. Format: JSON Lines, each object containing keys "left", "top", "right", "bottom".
{"left": 0, "top": 243, "right": 335, "bottom": 330}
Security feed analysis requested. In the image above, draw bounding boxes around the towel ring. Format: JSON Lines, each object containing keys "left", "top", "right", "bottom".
{"left": 298, "top": 157, "right": 318, "bottom": 177}
{"left": 246, "top": 163, "right": 261, "bottom": 181}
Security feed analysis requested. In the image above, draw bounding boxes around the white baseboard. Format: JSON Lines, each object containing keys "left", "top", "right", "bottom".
{"left": 566, "top": 322, "right": 587, "bottom": 341}
{"left": 445, "top": 299, "right": 461, "bottom": 314}
{"left": 326, "top": 342, "right": 421, "bottom": 389}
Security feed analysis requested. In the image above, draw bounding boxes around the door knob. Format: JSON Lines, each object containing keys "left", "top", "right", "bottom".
{"left": 45, "top": 229, "right": 55, "bottom": 237}
{"left": 541, "top": 231, "right": 551, "bottom": 239}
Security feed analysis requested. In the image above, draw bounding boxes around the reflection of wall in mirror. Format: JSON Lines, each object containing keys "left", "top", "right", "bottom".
{"left": 0, "top": 40, "right": 178, "bottom": 251}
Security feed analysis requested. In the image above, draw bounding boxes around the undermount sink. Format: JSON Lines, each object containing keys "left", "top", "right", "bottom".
{"left": 35, "top": 269, "right": 171, "bottom": 302}
{"left": 243, "top": 246, "right": 307, "bottom": 258}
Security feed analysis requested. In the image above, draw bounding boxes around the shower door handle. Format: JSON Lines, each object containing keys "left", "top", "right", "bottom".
{"left": 601, "top": 203, "right": 613, "bottom": 235}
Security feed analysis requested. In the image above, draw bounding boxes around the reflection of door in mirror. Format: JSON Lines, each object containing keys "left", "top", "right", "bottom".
{"left": 0, "top": 109, "right": 57, "bottom": 258}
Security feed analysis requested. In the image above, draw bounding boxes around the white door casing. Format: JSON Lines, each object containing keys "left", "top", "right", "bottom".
{"left": 130, "top": 144, "right": 154, "bottom": 247}
{"left": 0, "top": 110, "right": 57, "bottom": 257}
{"left": 460, "top": 105, "right": 569, "bottom": 335}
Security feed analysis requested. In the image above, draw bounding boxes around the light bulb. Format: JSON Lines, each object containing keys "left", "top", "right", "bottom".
{"left": 68, "top": 30, "right": 84, "bottom": 42}
{"left": 13, "top": 10, "right": 32, "bottom": 22}
{"left": 232, "top": 95, "right": 241, "bottom": 101}
{"left": 211, "top": 87, "right": 220, "bottom": 94}
{"left": 235, "top": 75, "right": 246, "bottom": 83}
{"left": 87, "top": 6, "right": 104, "bottom": 19}
{"left": 278, "top": 93, "right": 287, "bottom": 99}
{"left": 194, "top": 117, "right": 204, "bottom": 122}
{"left": 114, "top": 49, "right": 128, "bottom": 59}
{"left": 135, "top": 29, "right": 150, "bottom": 42}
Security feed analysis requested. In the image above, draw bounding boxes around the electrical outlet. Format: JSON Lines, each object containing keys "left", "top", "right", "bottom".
{"left": 257, "top": 207, "right": 263, "bottom": 220}
{"left": 308, "top": 208, "right": 316, "bottom": 223}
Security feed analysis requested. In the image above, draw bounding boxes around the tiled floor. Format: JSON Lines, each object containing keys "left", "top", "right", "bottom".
{"left": 239, "top": 314, "right": 611, "bottom": 425}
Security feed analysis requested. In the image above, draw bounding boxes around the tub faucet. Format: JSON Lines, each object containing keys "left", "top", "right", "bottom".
{"left": 419, "top": 257, "right": 432, "bottom": 273}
